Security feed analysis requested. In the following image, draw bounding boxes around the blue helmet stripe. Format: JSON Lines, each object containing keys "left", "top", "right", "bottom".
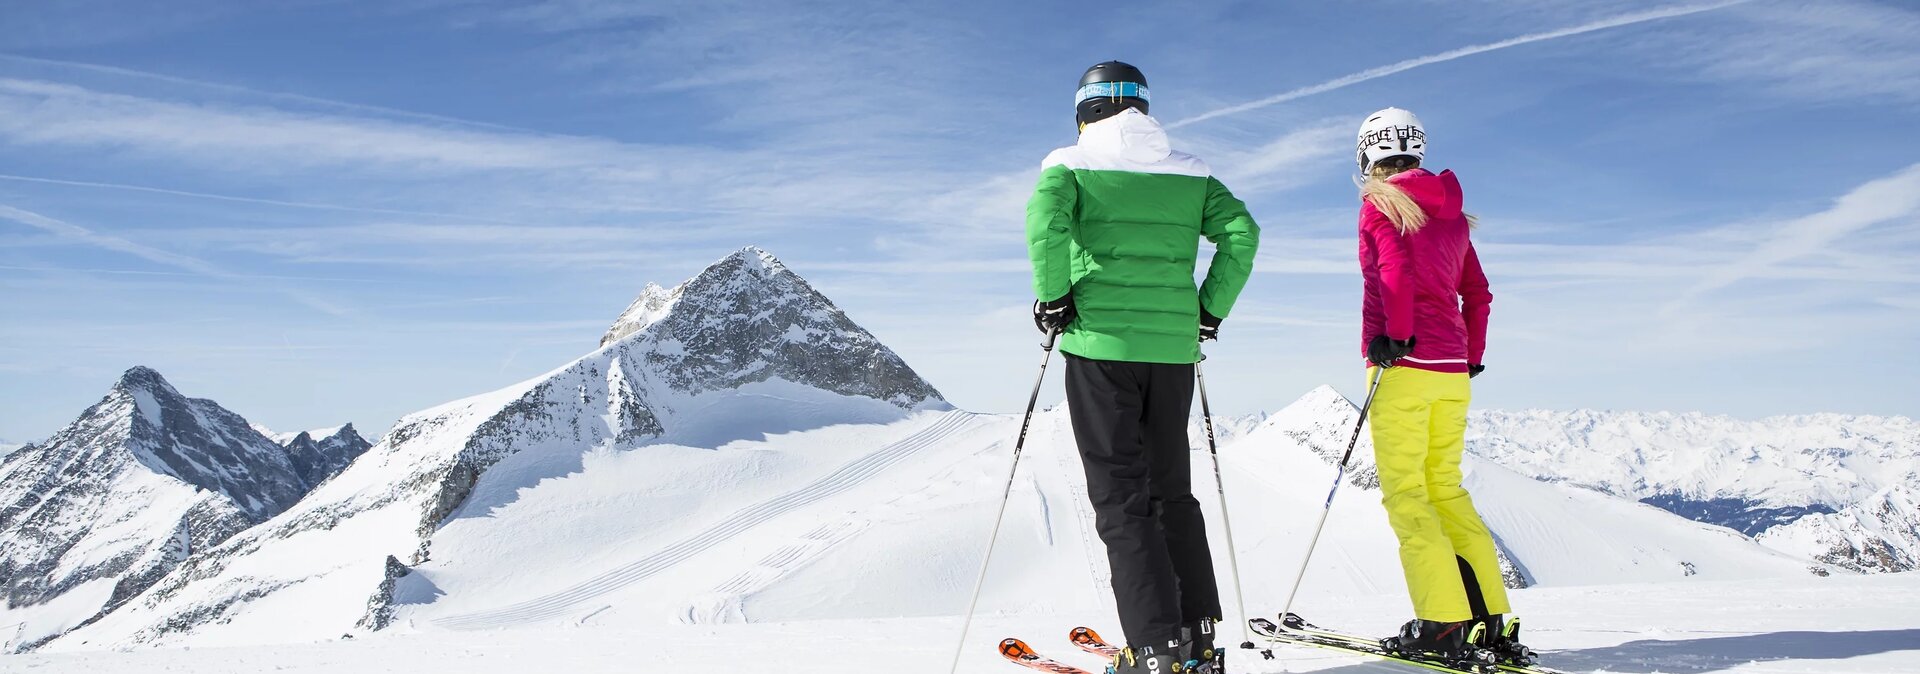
{"left": 1075, "top": 81, "right": 1150, "bottom": 105}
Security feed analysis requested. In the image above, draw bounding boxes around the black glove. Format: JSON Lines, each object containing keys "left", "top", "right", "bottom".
{"left": 1468, "top": 364, "right": 1485, "bottom": 378}
{"left": 1198, "top": 307, "right": 1223, "bottom": 342}
{"left": 1366, "top": 334, "right": 1417, "bottom": 368}
{"left": 1032, "top": 296, "right": 1076, "bottom": 335}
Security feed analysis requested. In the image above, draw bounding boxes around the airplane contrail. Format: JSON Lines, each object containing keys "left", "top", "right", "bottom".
{"left": 1170, "top": 1, "right": 1753, "bottom": 128}
{"left": 0, "top": 173, "right": 536, "bottom": 225}
{"left": 0, "top": 204, "right": 354, "bottom": 317}
{"left": 0, "top": 52, "right": 530, "bottom": 132}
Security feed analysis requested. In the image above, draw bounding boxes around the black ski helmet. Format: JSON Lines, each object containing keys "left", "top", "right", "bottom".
{"left": 1076, "top": 61, "right": 1149, "bottom": 127}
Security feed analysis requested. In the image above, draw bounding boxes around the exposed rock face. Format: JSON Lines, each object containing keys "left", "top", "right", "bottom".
{"left": 281, "top": 425, "right": 373, "bottom": 488}
{"left": 50, "top": 247, "right": 946, "bottom": 650}
{"left": 601, "top": 282, "right": 677, "bottom": 347}
{"left": 606, "top": 247, "right": 944, "bottom": 406}
{"left": 1759, "top": 483, "right": 1920, "bottom": 574}
{"left": 0, "top": 367, "right": 320, "bottom": 647}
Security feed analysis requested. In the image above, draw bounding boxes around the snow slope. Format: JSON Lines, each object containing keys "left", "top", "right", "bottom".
{"left": 1222, "top": 387, "right": 1814, "bottom": 601}
{"left": 44, "top": 368, "right": 1822, "bottom": 653}
{"left": 385, "top": 383, "right": 1814, "bottom": 648}
{"left": 45, "top": 247, "right": 946, "bottom": 651}
{"left": 10, "top": 572, "right": 1918, "bottom": 673}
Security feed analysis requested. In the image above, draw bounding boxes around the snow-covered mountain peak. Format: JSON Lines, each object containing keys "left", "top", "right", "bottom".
{"left": 111, "top": 366, "right": 177, "bottom": 425}
{"left": 1282, "top": 384, "right": 1356, "bottom": 417}
{"left": 601, "top": 282, "right": 681, "bottom": 347}
{"left": 281, "top": 424, "right": 373, "bottom": 488}
{"left": 0, "top": 367, "right": 341, "bottom": 648}
{"left": 113, "top": 365, "right": 171, "bottom": 391}
{"left": 600, "top": 247, "right": 802, "bottom": 348}
{"left": 65, "top": 367, "right": 309, "bottom": 518}
{"left": 602, "top": 247, "right": 945, "bottom": 406}
{"left": 1238, "top": 383, "right": 1377, "bottom": 488}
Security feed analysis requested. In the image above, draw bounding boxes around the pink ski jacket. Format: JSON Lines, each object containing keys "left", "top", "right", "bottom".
{"left": 1358, "top": 168, "right": 1491, "bottom": 374}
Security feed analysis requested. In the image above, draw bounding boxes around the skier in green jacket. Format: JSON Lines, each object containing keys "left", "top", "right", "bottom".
{"left": 1026, "top": 61, "right": 1260, "bottom": 674}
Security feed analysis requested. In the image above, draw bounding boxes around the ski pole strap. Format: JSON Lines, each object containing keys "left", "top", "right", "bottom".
{"left": 1323, "top": 466, "right": 1345, "bottom": 508}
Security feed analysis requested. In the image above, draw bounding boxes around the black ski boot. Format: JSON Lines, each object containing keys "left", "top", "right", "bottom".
{"left": 1477, "top": 615, "right": 1537, "bottom": 666}
{"left": 1105, "top": 642, "right": 1185, "bottom": 674}
{"left": 1182, "top": 618, "right": 1223, "bottom": 673}
{"left": 1380, "top": 618, "right": 1494, "bottom": 669}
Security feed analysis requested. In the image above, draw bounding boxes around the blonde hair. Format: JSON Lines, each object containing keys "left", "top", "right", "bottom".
{"left": 1358, "top": 160, "right": 1477, "bottom": 235}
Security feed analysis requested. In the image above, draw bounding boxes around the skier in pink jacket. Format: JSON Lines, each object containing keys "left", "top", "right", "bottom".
{"left": 1355, "top": 107, "right": 1535, "bottom": 667}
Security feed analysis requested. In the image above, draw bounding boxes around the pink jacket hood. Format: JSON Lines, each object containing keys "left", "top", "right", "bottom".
{"left": 1390, "top": 169, "right": 1464, "bottom": 221}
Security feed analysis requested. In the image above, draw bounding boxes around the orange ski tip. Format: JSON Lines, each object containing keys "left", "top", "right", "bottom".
{"left": 1068, "top": 626, "right": 1104, "bottom": 643}
{"left": 1000, "top": 637, "right": 1035, "bottom": 658}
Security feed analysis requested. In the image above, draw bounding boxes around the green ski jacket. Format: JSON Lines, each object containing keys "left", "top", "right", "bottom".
{"left": 1026, "top": 109, "right": 1261, "bottom": 364}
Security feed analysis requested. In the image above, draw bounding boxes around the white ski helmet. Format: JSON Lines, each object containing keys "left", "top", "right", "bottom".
{"left": 1356, "top": 107, "right": 1425, "bottom": 174}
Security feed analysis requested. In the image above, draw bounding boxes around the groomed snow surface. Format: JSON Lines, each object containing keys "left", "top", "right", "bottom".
{"left": 9, "top": 574, "right": 1918, "bottom": 673}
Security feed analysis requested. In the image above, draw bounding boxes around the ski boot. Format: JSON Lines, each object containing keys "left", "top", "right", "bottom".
{"left": 1477, "top": 615, "right": 1537, "bottom": 666}
{"left": 1105, "top": 644, "right": 1184, "bottom": 674}
{"left": 1106, "top": 641, "right": 1186, "bottom": 674}
{"left": 1182, "top": 618, "right": 1223, "bottom": 673}
{"left": 1380, "top": 618, "right": 1496, "bottom": 671}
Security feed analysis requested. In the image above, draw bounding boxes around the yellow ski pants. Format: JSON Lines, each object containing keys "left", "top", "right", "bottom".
{"left": 1368, "top": 366, "right": 1511, "bottom": 623}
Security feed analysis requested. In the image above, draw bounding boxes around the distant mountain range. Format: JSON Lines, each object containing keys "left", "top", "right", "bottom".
{"left": 1464, "top": 409, "right": 1919, "bottom": 572}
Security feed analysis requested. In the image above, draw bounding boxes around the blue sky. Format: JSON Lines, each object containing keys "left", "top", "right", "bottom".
{"left": 2, "top": 0, "right": 1917, "bottom": 442}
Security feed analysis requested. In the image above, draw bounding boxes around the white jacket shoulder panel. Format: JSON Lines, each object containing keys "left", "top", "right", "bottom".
{"left": 1041, "top": 110, "right": 1211, "bottom": 178}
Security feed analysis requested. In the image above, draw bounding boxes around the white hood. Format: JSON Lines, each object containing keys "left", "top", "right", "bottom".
{"left": 1078, "top": 108, "right": 1172, "bottom": 164}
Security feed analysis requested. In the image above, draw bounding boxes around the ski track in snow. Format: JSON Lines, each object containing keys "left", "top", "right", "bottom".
{"left": 431, "top": 411, "right": 980, "bottom": 630}
{"left": 677, "top": 520, "right": 869, "bottom": 624}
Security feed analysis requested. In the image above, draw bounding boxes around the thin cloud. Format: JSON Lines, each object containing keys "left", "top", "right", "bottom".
{"left": 0, "top": 204, "right": 354, "bottom": 317}
{"left": 0, "top": 265, "right": 375, "bottom": 283}
{"left": 0, "top": 79, "right": 622, "bottom": 172}
{"left": 0, "top": 173, "right": 546, "bottom": 225}
{"left": 0, "top": 204, "right": 227, "bottom": 276}
{"left": 1667, "top": 162, "right": 1920, "bottom": 313}
{"left": 1171, "top": 0, "right": 1752, "bottom": 128}
{"left": 1641, "top": 1, "right": 1920, "bottom": 105}
{"left": 1210, "top": 119, "right": 1352, "bottom": 194}
{"left": 0, "top": 52, "right": 535, "bottom": 132}
{"left": 0, "top": 79, "right": 981, "bottom": 224}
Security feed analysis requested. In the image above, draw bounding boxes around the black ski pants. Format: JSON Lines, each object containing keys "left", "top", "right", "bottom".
{"left": 1064, "top": 353, "right": 1222, "bottom": 648}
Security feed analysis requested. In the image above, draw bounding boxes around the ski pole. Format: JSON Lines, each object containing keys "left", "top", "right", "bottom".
{"left": 1195, "top": 356, "right": 1256, "bottom": 650}
{"left": 947, "top": 328, "right": 1061, "bottom": 674}
{"left": 1272, "top": 365, "right": 1387, "bottom": 632}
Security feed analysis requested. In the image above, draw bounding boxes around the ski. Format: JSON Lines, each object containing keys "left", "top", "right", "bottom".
{"left": 1268, "top": 613, "right": 1566, "bottom": 674}
{"left": 1069, "top": 626, "right": 1121, "bottom": 658}
{"left": 1249, "top": 615, "right": 1570, "bottom": 674}
{"left": 1000, "top": 637, "right": 1097, "bottom": 674}
{"left": 1249, "top": 617, "right": 1498, "bottom": 674}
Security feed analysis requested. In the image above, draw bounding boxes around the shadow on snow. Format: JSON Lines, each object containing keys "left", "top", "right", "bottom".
{"left": 1287, "top": 629, "right": 1920, "bottom": 674}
